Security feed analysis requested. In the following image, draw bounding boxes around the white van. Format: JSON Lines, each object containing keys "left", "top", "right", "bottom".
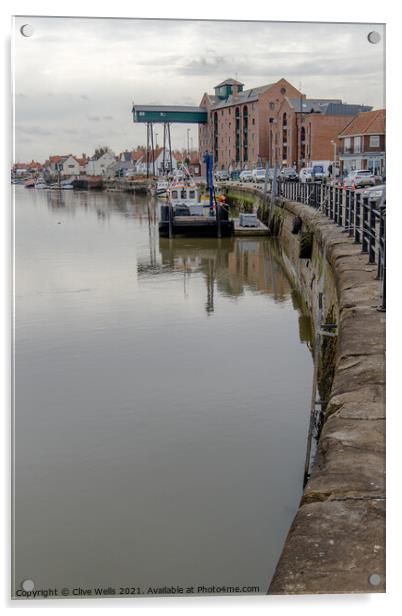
{"left": 252, "top": 168, "right": 266, "bottom": 183}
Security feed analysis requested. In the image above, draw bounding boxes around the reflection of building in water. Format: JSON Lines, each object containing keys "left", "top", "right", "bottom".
{"left": 137, "top": 236, "right": 313, "bottom": 346}
{"left": 139, "top": 237, "right": 295, "bottom": 307}
{"left": 222, "top": 239, "right": 290, "bottom": 301}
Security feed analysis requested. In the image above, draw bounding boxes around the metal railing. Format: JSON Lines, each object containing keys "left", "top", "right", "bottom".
{"left": 278, "top": 180, "right": 386, "bottom": 310}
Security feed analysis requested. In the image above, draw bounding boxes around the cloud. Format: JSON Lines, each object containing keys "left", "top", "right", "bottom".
{"left": 13, "top": 16, "right": 385, "bottom": 162}
{"left": 17, "top": 125, "right": 53, "bottom": 137}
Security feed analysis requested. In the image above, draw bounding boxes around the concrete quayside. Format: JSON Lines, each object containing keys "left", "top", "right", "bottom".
{"left": 222, "top": 182, "right": 385, "bottom": 594}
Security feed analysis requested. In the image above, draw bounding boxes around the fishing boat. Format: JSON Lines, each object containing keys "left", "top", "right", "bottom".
{"left": 155, "top": 178, "right": 170, "bottom": 197}
{"left": 159, "top": 163, "right": 234, "bottom": 238}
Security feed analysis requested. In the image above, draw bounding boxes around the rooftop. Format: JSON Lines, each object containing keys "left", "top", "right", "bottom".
{"left": 287, "top": 98, "right": 372, "bottom": 116}
{"left": 215, "top": 78, "right": 244, "bottom": 88}
{"left": 338, "top": 109, "right": 385, "bottom": 137}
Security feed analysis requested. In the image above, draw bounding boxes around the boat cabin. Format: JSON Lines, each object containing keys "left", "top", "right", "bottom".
{"left": 169, "top": 184, "right": 199, "bottom": 206}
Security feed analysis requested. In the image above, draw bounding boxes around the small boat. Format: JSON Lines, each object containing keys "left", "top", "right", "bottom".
{"left": 35, "top": 178, "right": 48, "bottom": 189}
{"left": 24, "top": 179, "right": 35, "bottom": 189}
{"left": 60, "top": 180, "right": 74, "bottom": 190}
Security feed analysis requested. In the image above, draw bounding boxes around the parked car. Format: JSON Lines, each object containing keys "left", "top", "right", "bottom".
{"left": 215, "top": 170, "right": 229, "bottom": 181}
{"left": 362, "top": 184, "right": 386, "bottom": 207}
{"left": 230, "top": 170, "right": 241, "bottom": 181}
{"left": 239, "top": 170, "right": 253, "bottom": 182}
{"left": 310, "top": 165, "right": 327, "bottom": 182}
{"left": 252, "top": 168, "right": 267, "bottom": 183}
{"left": 343, "top": 170, "right": 376, "bottom": 189}
{"left": 279, "top": 167, "right": 298, "bottom": 181}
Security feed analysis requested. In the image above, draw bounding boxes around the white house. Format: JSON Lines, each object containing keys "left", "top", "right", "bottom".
{"left": 60, "top": 155, "right": 81, "bottom": 177}
{"left": 135, "top": 148, "right": 179, "bottom": 176}
{"left": 86, "top": 151, "right": 116, "bottom": 176}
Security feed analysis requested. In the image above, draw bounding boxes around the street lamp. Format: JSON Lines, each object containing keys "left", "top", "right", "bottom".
{"left": 186, "top": 128, "right": 191, "bottom": 156}
{"left": 330, "top": 139, "right": 337, "bottom": 177}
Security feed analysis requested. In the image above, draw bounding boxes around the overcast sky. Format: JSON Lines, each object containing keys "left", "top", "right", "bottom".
{"left": 13, "top": 17, "right": 385, "bottom": 162}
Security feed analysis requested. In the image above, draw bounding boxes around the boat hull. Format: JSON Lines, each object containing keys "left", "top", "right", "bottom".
{"left": 159, "top": 219, "right": 234, "bottom": 238}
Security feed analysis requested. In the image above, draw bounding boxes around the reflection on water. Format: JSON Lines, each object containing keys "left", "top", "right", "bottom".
{"left": 139, "top": 237, "right": 306, "bottom": 318}
{"left": 14, "top": 187, "right": 313, "bottom": 598}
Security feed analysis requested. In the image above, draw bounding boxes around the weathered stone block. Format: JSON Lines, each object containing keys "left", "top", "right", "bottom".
{"left": 269, "top": 500, "right": 385, "bottom": 594}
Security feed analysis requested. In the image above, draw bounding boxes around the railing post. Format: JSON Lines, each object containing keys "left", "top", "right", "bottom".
{"left": 368, "top": 203, "right": 376, "bottom": 263}
{"left": 347, "top": 190, "right": 353, "bottom": 236}
{"left": 378, "top": 208, "right": 386, "bottom": 311}
{"left": 361, "top": 198, "right": 369, "bottom": 253}
{"left": 324, "top": 184, "right": 329, "bottom": 216}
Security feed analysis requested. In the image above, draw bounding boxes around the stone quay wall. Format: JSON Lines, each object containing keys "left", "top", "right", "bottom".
{"left": 223, "top": 185, "right": 386, "bottom": 594}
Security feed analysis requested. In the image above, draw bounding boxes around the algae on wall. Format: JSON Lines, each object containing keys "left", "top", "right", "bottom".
{"left": 317, "top": 306, "right": 337, "bottom": 410}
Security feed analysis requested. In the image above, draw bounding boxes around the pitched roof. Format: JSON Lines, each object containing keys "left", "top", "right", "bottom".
{"left": 210, "top": 79, "right": 294, "bottom": 110}
{"left": 287, "top": 98, "right": 372, "bottom": 116}
{"left": 13, "top": 163, "right": 29, "bottom": 169}
{"left": 132, "top": 150, "right": 145, "bottom": 161}
{"left": 48, "top": 155, "right": 62, "bottom": 164}
{"left": 139, "top": 147, "right": 164, "bottom": 160}
{"left": 339, "top": 109, "right": 385, "bottom": 137}
{"left": 215, "top": 78, "right": 244, "bottom": 87}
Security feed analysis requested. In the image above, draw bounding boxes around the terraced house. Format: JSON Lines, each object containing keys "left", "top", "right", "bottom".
{"left": 338, "top": 109, "right": 385, "bottom": 176}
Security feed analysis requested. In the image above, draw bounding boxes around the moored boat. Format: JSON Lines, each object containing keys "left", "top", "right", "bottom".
{"left": 35, "top": 178, "right": 48, "bottom": 189}
{"left": 159, "top": 164, "right": 233, "bottom": 238}
{"left": 60, "top": 180, "right": 74, "bottom": 190}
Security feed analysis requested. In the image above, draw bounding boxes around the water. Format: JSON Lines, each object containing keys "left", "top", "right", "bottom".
{"left": 13, "top": 186, "right": 313, "bottom": 598}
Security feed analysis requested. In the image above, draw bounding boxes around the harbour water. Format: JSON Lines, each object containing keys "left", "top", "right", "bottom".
{"left": 13, "top": 187, "right": 313, "bottom": 597}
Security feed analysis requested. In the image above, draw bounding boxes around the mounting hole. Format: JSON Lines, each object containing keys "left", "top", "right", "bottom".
{"left": 368, "top": 573, "right": 381, "bottom": 586}
{"left": 367, "top": 31, "right": 381, "bottom": 44}
{"left": 20, "top": 24, "right": 34, "bottom": 37}
{"left": 21, "top": 579, "right": 35, "bottom": 591}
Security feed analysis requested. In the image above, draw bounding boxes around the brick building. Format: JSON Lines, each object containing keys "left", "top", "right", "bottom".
{"left": 199, "top": 77, "right": 371, "bottom": 173}
{"left": 338, "top": 109, "right": 385, "bottom": 176}
{"left": 199, "top": 77, "right": 303, "bottom": 173}
{"left": 272, "top": 99, "right": 371, "bottom": 170}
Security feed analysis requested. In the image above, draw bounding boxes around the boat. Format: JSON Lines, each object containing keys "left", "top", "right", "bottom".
{"left": 154, "top": 178, "right": 170, "bottom": 197}
{"left": 158, "top": 164, "right": 234, "bottom": 238}
{"left": 60, "top": 180, "right": 74, "bottom": 190}
{"left": 35, "top": 178, "right": 48, "bottom": 189}
{"left": 24, "top": 179, "right": 35, "bottom": 189}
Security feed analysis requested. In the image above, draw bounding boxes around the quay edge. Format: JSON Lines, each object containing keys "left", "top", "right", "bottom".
{"left": 222, "top": 185, "right": 385, "bottom": 594}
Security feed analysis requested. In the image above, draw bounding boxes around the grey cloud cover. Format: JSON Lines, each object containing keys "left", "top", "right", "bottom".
{"left": 13, "top": 16, "right": 385, "bottom": 162}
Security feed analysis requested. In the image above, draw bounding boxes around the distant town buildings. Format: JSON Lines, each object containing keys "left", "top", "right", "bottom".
{"left": 13, "top": 147, "right": 201, "bottom": 179}
{"left": 13, "top": 78, "right": 385, "bottom": 180}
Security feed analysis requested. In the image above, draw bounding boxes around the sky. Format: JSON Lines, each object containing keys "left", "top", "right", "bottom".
{"left": 13, "top": 17, "right": 385, "bottom": 163}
